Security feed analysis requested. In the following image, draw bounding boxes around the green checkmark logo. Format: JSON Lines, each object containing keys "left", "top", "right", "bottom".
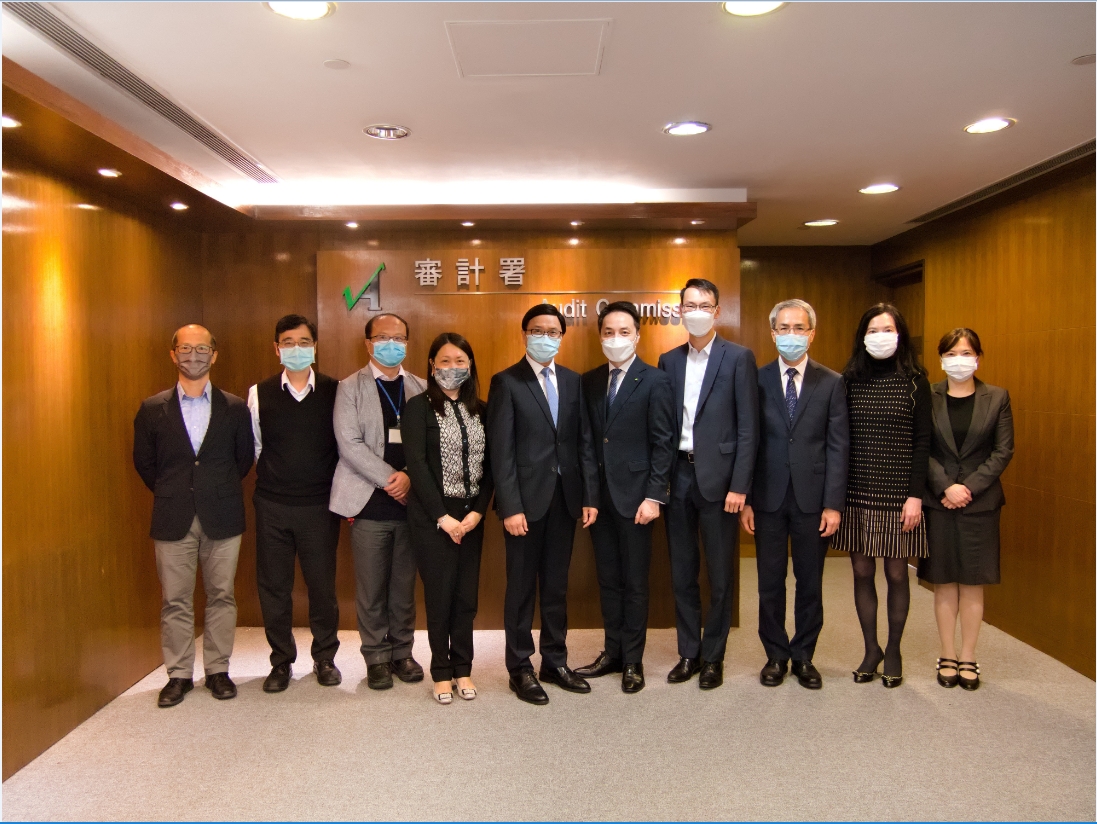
{"left": 343, "top": 262, "right": 385, "bottom": 310}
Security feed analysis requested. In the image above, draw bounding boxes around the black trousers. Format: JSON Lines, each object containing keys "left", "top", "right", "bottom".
{"left": 503, "top": 478, "right": 576, "bottom": 673}
{"left": 754, "top": 482, "right": 827, "bottom": 663}
{"left": 254, "top": 495, "right": 341, "bottom": 667}
{"left": 589, "top": 489, "right": 653, "bottom": 664}
{"left": 410, "top": 496, "right": 483, "bottom": 683}
{"left": 665, "top": 456, "right": 738, "bottom": 663}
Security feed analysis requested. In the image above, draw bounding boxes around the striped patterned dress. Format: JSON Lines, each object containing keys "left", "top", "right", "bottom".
{"left": 832, "top": 365, "right": 931, "bottom": 558}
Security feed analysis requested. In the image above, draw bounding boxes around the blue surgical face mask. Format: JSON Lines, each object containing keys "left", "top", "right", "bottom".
{"left": 526, "top": 334, "right": 561, "bottom": 363}
{"left": 280, "top": 345, "right": 315, "bottom": 372}
{"left": 775, "top": 334, "right": 810, "bottom": 362}
{"left": 372, "top": 340, "right": 406, "bottom": 368}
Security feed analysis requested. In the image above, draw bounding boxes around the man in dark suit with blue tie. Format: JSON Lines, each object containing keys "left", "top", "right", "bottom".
{"left": 133, "top": 324, "right": 254, "bottom": 708}
{"left": 487, "top": 304, "right": 600, "bottom": 705}
{"left": 740, "top": 299, "right": 849, "bottom": 689}
{"left": 574, "top": 302, "right": 676, "bottom": 693}
{"left": 658, "top": 279, "right": 759, "bottom": 689}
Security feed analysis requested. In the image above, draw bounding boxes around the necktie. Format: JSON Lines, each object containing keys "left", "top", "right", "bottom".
{"left": 542, "top": 367, "right": 558, "bottom": 426}
{"left": 785, "top": 367, "right": 798, "bottom": 419}
{"left": 607, "top": 368, "right": 622, "bottom": 410}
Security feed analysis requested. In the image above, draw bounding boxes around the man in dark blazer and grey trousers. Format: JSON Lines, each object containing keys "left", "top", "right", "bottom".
{"left": 575, "top": 302, "right": 676, "bottom": 694}
{"left": 133, "top": 324, "right": 254, "bottom": 708}
{"left": 658, "top": 278, "right": 758, "bottom": 690}
{"left": 487, "top": 303, "right": 600, "bottom": 705}
{"left": 740, "top": 299, "right": 849, "bottom": 689}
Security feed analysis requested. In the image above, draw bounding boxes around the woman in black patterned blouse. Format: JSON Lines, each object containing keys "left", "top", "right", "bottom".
{"left": 403, "top": 333, "right": 493, "bottom": 704}
{"left": 831, "top": 304, "right": 931, "bottom": 688}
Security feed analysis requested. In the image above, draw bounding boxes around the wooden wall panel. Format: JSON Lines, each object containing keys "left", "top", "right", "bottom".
{"left": 2, "top": 158, "right": 203, "bottom": 778}
{"left": 872, "top": 160, "right": 1096, "bottom": 678}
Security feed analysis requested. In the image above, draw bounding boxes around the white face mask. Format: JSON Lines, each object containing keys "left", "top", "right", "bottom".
{"left": 864, "top": 332, "right": 899, "bottom": 359}
{"left": 682, "top": 310, "right": 715, "bottom": 337}
{"left": 941, "top": 355, "right": 978, "bottom": 382}
{"left": 601, "top": 335, "right": 637, "bottom": 364}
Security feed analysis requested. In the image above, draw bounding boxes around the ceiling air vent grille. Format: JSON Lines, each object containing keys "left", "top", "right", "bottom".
{"left": 909, "top": 140, "right": 1095, "bottom": 224}
{"left": 3, "top": 1, "right": 278, "bottom": 184}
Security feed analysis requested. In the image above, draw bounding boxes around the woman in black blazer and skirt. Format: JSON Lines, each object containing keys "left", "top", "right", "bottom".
{"left": 403, "top": 332, "right": 493, "bottom": 704}
{"left": 919, "top": 328, "right": 1013, "bottom": 690}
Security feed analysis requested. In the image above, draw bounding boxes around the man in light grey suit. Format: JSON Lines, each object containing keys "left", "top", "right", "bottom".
{"left": 331, "top": 313, "right": 428, "bottom": 690}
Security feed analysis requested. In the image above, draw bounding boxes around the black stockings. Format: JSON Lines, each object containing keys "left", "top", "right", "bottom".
{"left": 850, "top": 552, "right": 910, "bottom": 677}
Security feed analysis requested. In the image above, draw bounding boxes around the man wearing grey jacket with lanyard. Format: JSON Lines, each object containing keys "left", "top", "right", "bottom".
{"left": 330, "top": 313, "right": 427, "bottom": 690}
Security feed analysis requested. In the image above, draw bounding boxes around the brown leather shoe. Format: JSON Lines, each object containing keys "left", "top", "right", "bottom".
{"left": 158, "top": 677, "right": 193, "bottom": 708}
{"left": 205, "top": 672, "right": 237, "bottom": 700}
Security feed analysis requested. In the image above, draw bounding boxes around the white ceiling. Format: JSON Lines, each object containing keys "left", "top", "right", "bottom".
{"left": 3, "top": 1, "right": 1094, "bottom": 244}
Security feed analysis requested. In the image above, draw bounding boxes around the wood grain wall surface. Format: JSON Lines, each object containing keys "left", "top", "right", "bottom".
{"left": 872, "top": 160, "right": 1096, "bottom": 678}
{"left": 2, "top": 157, "right": 204, "bottom": 778}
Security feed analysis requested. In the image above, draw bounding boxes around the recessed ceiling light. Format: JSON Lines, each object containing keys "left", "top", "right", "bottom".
{"left": 346, "top": 221, "right": 358, "bottom": 228}
{"left": 367, "top": 239, "right": 379, "bottom": 247}
{"left": 98, "top": 168, "right": 121, "bottom": 178}
{"left": 470, "top": 239, "right": 482, "bottom": 246}
{"left": 568, "top": 238, "right": 580, "bottom": 246}
{"left": 570, "top": 220, "right": 583, "bottom": 227}
{"left": 722, "top": 2, "right": 785, "bottom": 16}
{"left": 76, "top": 203, "right": 100, "bottom": 210}
{"left": 2, "top": 116, "right": 21, "bottom": 128}
{"left": 663, "top": 121, "right": 711, "bottom": 136}
{"left": 1071, "top": 54, "right": 1096, "bottom": 66}
{"left": 323, "top": 59, "right": 350, "bottom": 70}
{"left": 859, "top": 183, "right": 900, "bottom": 195}
{"left": 461, "top": 221, "right": 475, "bottom": 227}
{"left": 265, "top": 2, "right": 335, "bottom": 21}
{"left": 364, "top": 124, "right": 410, "bottom": 140}
{"left": 170, "top": 202, "right": 189, "bottom": 211}
{"left": 690, "top": 219, "right": 705, "bottom": 225}
{"left": 804, "top": 219, "right": 838, "bottom": 227}
{"left": 673, "top": 237, "right": 687, "bottom": 245}
{"left": 964, "top": 117, "right": 1015, "bottom": 134}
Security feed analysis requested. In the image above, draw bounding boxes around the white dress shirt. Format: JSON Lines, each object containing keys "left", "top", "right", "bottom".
{"left": 606, "top": 354, "right": 636, "bottom": 394}
{"left": 679, "top": 336, "right": 715, "bottom": 452}
{"left": 369, "top": 361, "right": 407, "bottom": 381}
{"left": 526, "top": 354, "right": 557, "bottom": 401}
{"left": 779, "top": 356, "right": 808, "bottom": 398}
{"left": 247, "top": 368, "right": 317, "bottom": 460}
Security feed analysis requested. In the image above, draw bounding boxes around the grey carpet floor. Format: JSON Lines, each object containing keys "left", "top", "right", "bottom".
{"left": 4, "top": 559, "right": 1094, "bottom": 821}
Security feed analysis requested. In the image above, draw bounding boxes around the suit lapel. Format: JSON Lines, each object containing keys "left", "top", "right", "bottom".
{"left": 606, "top": 359, "right": 644, "bottom": 430}
{"left": 960, "top": 380, "right": 991, "bottom": 456}
{"left": 762, "top": 361, "right": 789, "bottom": 431}
{"left": 931, "top": 382, "right": 958, "bottom": 456}
{"left": 695, "top": 337, "right": 727, "bottom": 418}
{"left": 789, "top": 361, "right": 818, "bottom": 432}
{"left": 521, "top": 359, "right": 557, "bottom": 432}
{"left": 166, "top": 387, "right": 197, "bottom": 458}
{"left": 671, "top": 347, "right": 687, "bottom": 434}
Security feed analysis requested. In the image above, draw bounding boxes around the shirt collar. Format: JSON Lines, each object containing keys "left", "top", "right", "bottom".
{"left": 177, "top": 381, "right": 212, "bottom": 402}
{"left": 778, "top": 356, "right": 808, "bottom": 377}
{"left": 608, "top": 354, "right": 636, "bottom": 374}
{"left": 369, "top": 361, "right": 406, "bottom": 381}
{"left": 527, "top": 354, "right": 556, "bottom": 375}
{"left": 281, "top": 367, "right": 316, "bottom": 392}
{"left": 688, "top": 336, "right": 715, "bottom": 357}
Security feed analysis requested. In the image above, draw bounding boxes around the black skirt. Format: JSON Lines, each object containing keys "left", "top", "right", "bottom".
{"left": 918, "top": 507, "right": 1001, "bottom": 585}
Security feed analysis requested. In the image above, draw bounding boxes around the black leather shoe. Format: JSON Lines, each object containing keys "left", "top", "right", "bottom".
{"left": 391, "top": 657, "right": 425, "bottom": 683}
{"left": 538, "top": 665, "right": 591, "bottom": 694}
{"left": 667, "top": 657, "right": 702, "bottom": 683}
{"left": 367, "top": 662, "right": 393, "bottom": 690}
{"left": 157, "top": 677, "right": 193, "bottom": 708}
{"left": 314, "top": 659, "right": 342, "bottom": 687}
{"left": 698, "top": 661, "right": 723, "bottom": 690}
{"left": 263, "top": 662, "right": 292, "bottom": 693}
{"left": 621, "top": 663, "right": 645, "bottom": 693}
{"left": 205, "top": 672, "right": 237, "bottom": 700}
{"left": 760, "top": 659, "right": 788, "bottom": 687}
{"left": 574, "top": 651, "right": 623, "bottom": 678}
{"left": 791, "top": 660, "right": 823, "bottom": 690}
{"left": 509, "top": 670, "right": 549, "bottom": 705}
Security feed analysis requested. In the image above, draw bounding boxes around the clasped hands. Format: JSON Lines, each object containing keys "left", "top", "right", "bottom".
{"left": 940, "top": 483, "right": 972, "bottom": 510}
{"left": 440, "top": 511, "right": 483, "bottom": 544}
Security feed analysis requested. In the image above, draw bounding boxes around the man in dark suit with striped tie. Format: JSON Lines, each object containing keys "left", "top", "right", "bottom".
{"left": 487, "top": 304, "right": 600, "bottom": 705}
{"left": 740, "top": 299, "right": 849, "bottom": 689}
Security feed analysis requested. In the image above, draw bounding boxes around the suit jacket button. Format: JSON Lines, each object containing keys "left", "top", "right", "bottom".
{"left": 788, "top": 438, "right": 794, "bottom": 443}
{"left": 551, "top": 465, "right": 557, "bottom": 473}
{"left": 194, "top": 460, "right": 200, "bottom": 465}
{"left": 604, "top": 437, "right": 609, "bottom": 443}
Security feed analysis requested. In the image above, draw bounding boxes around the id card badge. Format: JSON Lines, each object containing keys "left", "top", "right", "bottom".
{"left": 389, "top": 427, "right": 402, "bottom": 444}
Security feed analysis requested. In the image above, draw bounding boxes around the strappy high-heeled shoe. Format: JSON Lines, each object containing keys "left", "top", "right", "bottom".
{"left": 957, "top": 661, "right": 981, "bottom": 691}
{"left": 936, "top": 657, "right": 959, "bottom": 688}
{"left": 853, "top": 649, "right": 884, "bottom": 683}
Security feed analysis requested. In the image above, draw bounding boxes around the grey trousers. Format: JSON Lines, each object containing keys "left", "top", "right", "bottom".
{"left": 153, "top": 515, "right": 241, "bottom": 678}
{"left": 351, "top": 518, "right": 417, "bottom": 665}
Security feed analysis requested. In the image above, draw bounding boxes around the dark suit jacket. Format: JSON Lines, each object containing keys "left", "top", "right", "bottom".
{"left": 402, "top": 392, "right": 494, "bottom": 522}
{"left": 486, "top": 358, "right": 599, "bottom": 522}
{"left": 657, "top": 335, "right": 759, "bottom": 502}
{"left": 582, "top": 358, "right": 677, "bottom": 519}
{"left": 924, "top": 379, "right": 1014, "bottom": 513}
{"left": 133, "top": 384, "right": 254, "bottom": 541}
{"left": 751, "top": 358, "right": 850, "bottom": 514}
